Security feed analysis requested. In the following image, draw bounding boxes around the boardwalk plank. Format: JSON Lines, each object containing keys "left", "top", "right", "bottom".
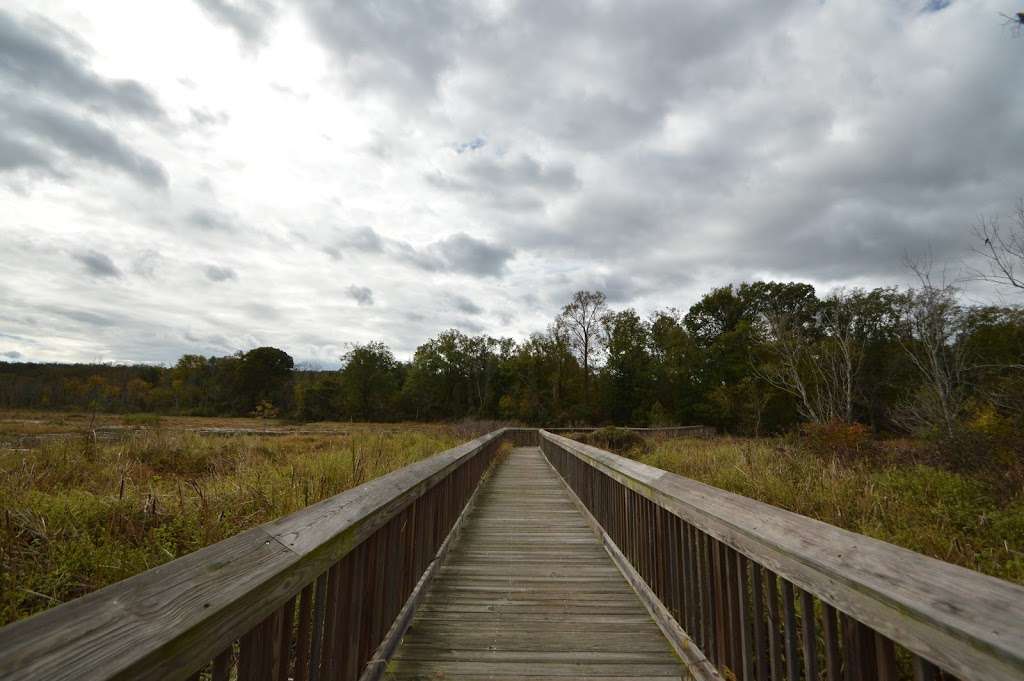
{"left": 386, "top": 447, "right": 681, "bottom": 680}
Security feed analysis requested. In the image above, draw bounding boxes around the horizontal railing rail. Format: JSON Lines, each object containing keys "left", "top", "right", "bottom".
{"left": 539, "top": 429, "right": 1024, "bottom": 681}
{"left": 0, "top": 428, "right": 513, "bottom": 681}
{"left": 544, "top": 425, "right": 715, "bottom": 437}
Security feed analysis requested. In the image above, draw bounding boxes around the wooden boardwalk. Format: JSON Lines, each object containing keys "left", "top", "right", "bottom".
{"left": 385, "top": 447, "right": 681, "bottom": 680}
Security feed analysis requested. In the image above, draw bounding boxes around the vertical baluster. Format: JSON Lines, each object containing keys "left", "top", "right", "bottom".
{"left": 724, "top": 545, "right": 739, "bottom": 674}
{"left": 822, "top": 603, "right": 841, "bottom": 681}
{"left": 239, "top": 610, "right": 280, "bottom": 681}
{"left": 766, "top": 569, "right": 783, "bottom": 681}
{"left": 654, "top": 506, "right": 666, "bottom": 605}
{"left": 800, "top": 589, "right": 818, "bottom": 681}
{"left": 875, "top": 633, "right": 897, "bottom": 681}
{"left": 330, "top": 555, "right": 354, "bottom": 681}
{"left": 403, "top": 501, "right": 418, "bottom": 596}
{"left": 293, "top": 584, "right": 314, "bottom": 681}
{"left": 319, "top": 563, "right": 341, "bottom": 679}
{"left": 359, "top": 534, "right": 381, "bottom": 668}
{"left": 690, "top": 525, "right": 704, "bottom": 648}
{"left": 649, "top": 500, "right": 658, "bottom": 590}
{"left": 680, "top": 520, "right": 693, "bottom": 632}
{"left": 770, "top": 569, "right": 782, "bottom": 679}
{"left": 645, "top": 499, "right": 655, "bottom": 585}
{"left": 308, "top": 572, "right": 328, "bottom": 681}
{"left": 750, "top": 562, "right": 768, "bottom": 681}
{"left": 212, "top": 647, "right": 232, "bottom": 681}
{"left": 841, "top": 614, "right": 875, "bottom": 681}
{"left": 702, "top": 532, "right": 717, "bottom": 664}
{"left": 277, "top": 595, "right": 295, "bottom": 681}
{"left": 662, "top": 511, "right": 675, "bottom": 618}
{"left": 912, "top": 656, "right": 940, "bottom": 681}
{"left": 624, "top": 489, "right": 634, "bottom": 564}
{"left": 381, "top": 516, "right": 401, "bottom": 637}
{"left": 344, "top": 542, "right": 367, "bottom": 681}
{"left": 781, "top": 580, "right": 799, "bottom": 681}
{"left": 638, "top": 496, "right": 648, "bottom": 582}
{"left": 737, "top": 553, "right": 754, "bottom": 681}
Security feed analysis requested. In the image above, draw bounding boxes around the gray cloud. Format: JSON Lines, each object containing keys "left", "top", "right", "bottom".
{"left": 300, "top": 1, "right": 460, "bottom": 102}
{"left": 426, "top": 153, "right": 579, "bottom": 211}
{"left": 73, "top": 249, "right": 122, "bottom": 278}
{"left": 329, "top": 227, "right": 514, "bottom": 278}
{"left": 347, "top": 285, "right": 374, "bottom": 306}
{"left": 0, "top": 132, "right": 55, "bottom": 173}
{"left": 0, "top": 10, "right": 167, "bottom": 189}
{"left": 447, "top": 294, "right": 482, "bottom": 315}
{"left": 428, "top": 233, "right": 514, "bottom": 278}
{"left": 2, "top": 350, "right": 23, "bottom": 359}
{"left": 190, "top": 108, "right": 230, "bottom": 127}
{"left": 188, "top": 209, "right": 238, "bottom": 232}
{"left": 195, "top": 0, "right": 278, "bottom": 49}
{"left": 42, "top": 305, "right": 118, "bottom": 327}
{"left": 340, "top": 226, "right": 385, "bottom": 253}
{"left": 0, "top": 9, "right": 164, "bottom": 118}
{"left": 1, "top": 102, "right": 168, "bottom": 187}
{"left": 204, "top": 265, "right": 237, "bottom": 282}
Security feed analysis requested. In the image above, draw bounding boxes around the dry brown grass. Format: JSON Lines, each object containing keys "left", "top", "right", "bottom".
{"left": 641, "top": 436, "right": 1024, "bottom": 585}
{"left": 0, "top": 419, "right": 472, "bottom": 626}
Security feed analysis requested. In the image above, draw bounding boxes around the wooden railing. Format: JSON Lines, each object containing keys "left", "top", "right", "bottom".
{"left": 544, "top": 425, "right": 715, "bottom": 437}
{"left": 5, "top": 426, "right": 1021, "bottom": 681}
{"left": 539, "top": 430, "right": 1024, "bottom": 681}
{"left": 0, "top": 428, "right": 513, "bottom": 681}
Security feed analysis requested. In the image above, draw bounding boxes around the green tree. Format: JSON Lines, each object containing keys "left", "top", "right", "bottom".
{"left": 339, "top": 342, "right": 400, "bottom": 420}
{"left": 601, "top": 308, "right": 653, "bottom": 424}
{"left": 235, "top": 347, "right": 294, "bottom": 415}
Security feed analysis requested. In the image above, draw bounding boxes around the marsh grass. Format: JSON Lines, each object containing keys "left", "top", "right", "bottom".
{"left": 641, "top": 436, "right": 1024, "bottom": 584}
{"left": 0, "top": 425, "right": 464, "bottom": 625}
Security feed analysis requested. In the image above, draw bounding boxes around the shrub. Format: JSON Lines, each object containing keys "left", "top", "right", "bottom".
{"left": 250, "top": 401, "right": 279, "bottom": 419}
{"left": 120, "top": 413, "right": 163, "bottom": 428}
{"left": 929, "top": 409, "right": 1024, "bottom": 490}
{"left": 799, "top": 421, "right": 875, "bottom": 460}
{"left": 572, "top": 427, "right": 649, "bottom": 459}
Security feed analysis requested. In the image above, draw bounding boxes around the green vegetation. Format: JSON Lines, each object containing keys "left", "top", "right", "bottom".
{"left": 638, "top": 435, "right": 1024, "bottom": 585}
{"left": 0, "top": 422, "right": 465, "bottom": 626}
{"left": 3, "top": 278, "right": 1023, "bottom": 456}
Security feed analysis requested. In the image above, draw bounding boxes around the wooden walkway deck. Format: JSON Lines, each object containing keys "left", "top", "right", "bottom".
{"left": 385, "top": 447, "right": 681, "bottom": 680}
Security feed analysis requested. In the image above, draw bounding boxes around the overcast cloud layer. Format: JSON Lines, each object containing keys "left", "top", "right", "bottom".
{"left": 1, "top": 1, "right": 1022, "bottom": 365}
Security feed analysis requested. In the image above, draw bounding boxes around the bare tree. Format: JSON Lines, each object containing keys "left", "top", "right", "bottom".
{"left": 999, "top": 11, "right": 1024, "bottom": 36}
{"left": 894, "top": 256, "right": 970, "bottom": 437}
{"left": 559, "top": 290, "right": 607, "bottom": 410}
{"left": 971, "top": 198, "right": 1024, "bottom": 292}
{"left": 755, "top": 290, "right": 864, "bottom": 424}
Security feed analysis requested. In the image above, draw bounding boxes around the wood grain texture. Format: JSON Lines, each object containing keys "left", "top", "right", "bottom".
{"left": 385, "top": 448, "right": 682, "bottom": 681}
{"left": 540, "top": 430, "right": 1024, "bottom": 681}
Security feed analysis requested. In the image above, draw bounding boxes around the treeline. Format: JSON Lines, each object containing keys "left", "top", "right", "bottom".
{"left": 3, "top": 277, "right": 1023, "bottom": 443}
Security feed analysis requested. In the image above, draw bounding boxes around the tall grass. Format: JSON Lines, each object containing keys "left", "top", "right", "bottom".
{"left": 0, "top": 426, "right": 462, "bottom": 626}
{"left": 640, "top": 436, "right": 1024, "bottom": 585}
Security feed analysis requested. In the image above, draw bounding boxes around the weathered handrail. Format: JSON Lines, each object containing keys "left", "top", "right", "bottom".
{"left": 544, "top": 425, "right": 715, "bottom": 437}
{"left": 0, "top": 428, "right": 519, "bottom": 681}
{"left": 540, "top": 429, "right": 1024, "bottom": 681}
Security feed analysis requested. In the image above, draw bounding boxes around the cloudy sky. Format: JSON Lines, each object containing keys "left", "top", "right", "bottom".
{"left": 1, "top": 1, "right": 1022, "bottom": 366}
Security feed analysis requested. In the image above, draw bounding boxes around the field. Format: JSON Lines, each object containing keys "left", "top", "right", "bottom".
{"left": 0, "top": 410, "right": 490, "bottom": 626}
{"left": 638, "top": 435, "right": 1024, "bottom": 585}
{"left": 4, "top": 412, "right": 1023, "bottom": 629}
